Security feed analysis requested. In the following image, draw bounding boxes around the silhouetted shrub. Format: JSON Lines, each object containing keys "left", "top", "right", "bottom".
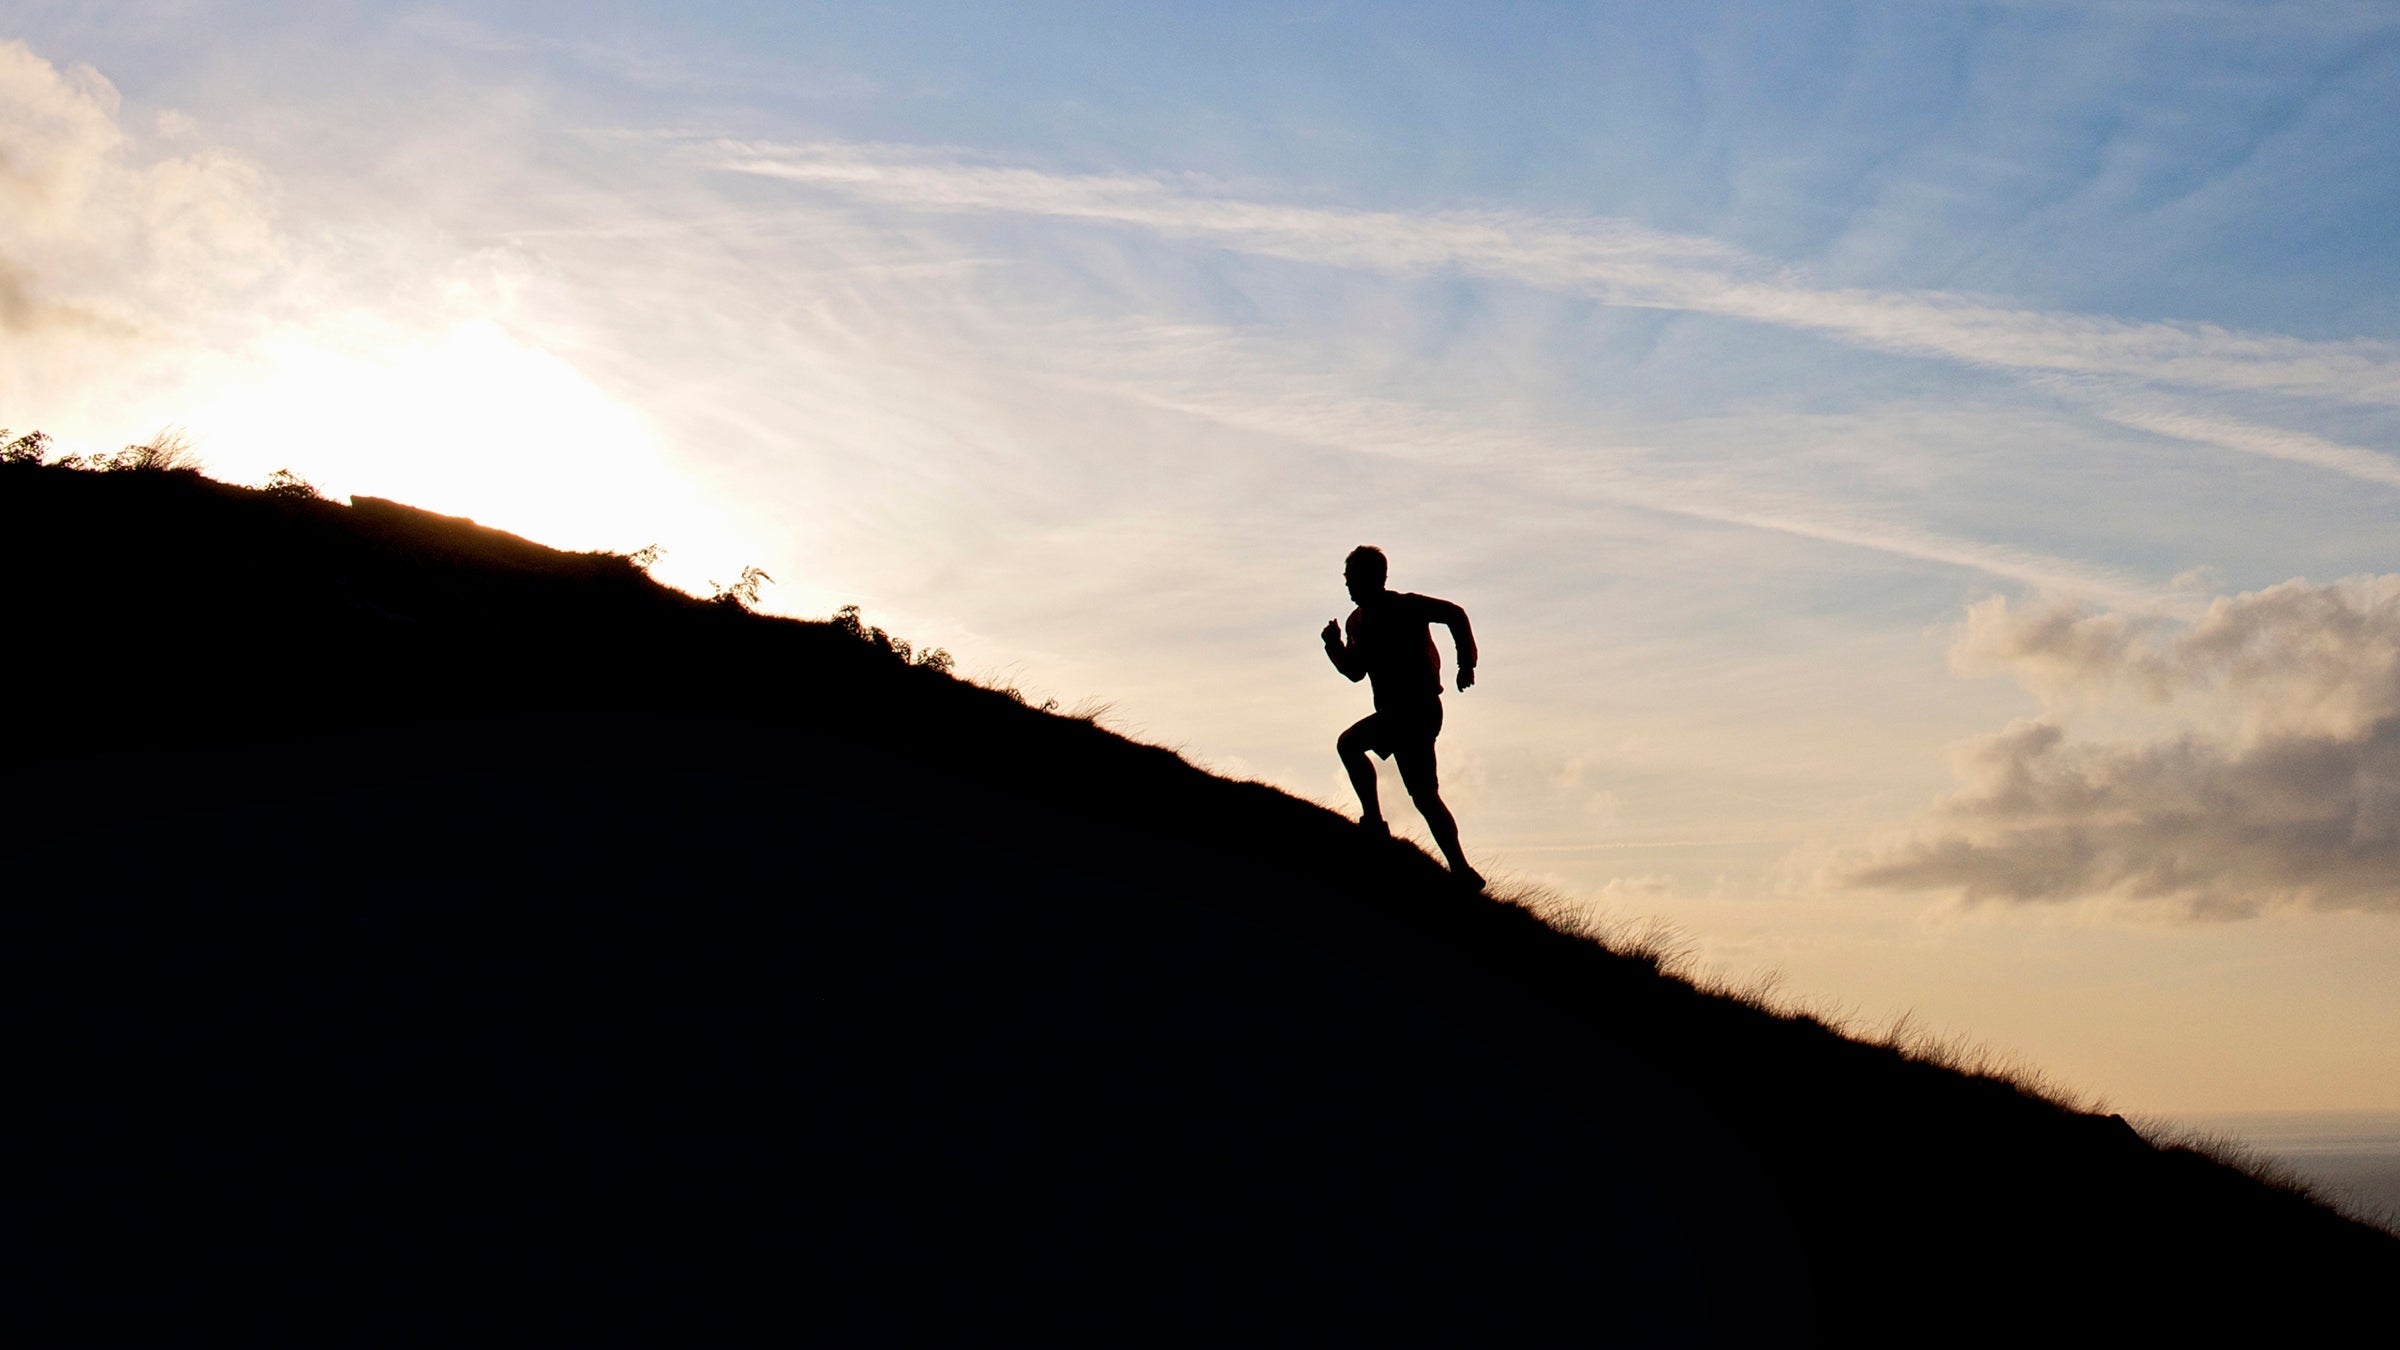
{"left": 107, "top": 428, "right": 204, "bottom": 474}
{"left": 831, "top": 603, "right": 952, "bottom": 672}
{"left": 710, "top": 564, "right": 772, "bottom": 611}
{"left": 1, "top": 429, "right": 51, "bottom": 465}
{"left": 261, "top": 468, "right": 325, "bottom": 501}
{"left": 623, "top": 544, "right": 664, "bottom": 573}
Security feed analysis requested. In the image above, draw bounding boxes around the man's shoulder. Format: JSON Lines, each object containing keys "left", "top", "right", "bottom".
{"left": 1395, "top": 591, "right": 1458, "bottom": 613}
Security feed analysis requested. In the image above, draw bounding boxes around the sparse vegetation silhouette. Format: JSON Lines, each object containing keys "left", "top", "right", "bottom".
{"left": 709, "top": 562, "right": 773, "bottom": 610}
{"left": 260, "top": 467, "right": 325, "bottom": 501}
{"left": 833, "top": 602, "right": 953, "bottom": 672}
{"left": 4, "top": 426, "right": 203, "bottom": 474}
{"left": 2, "top": 428, "right": 52, "bottom": 464}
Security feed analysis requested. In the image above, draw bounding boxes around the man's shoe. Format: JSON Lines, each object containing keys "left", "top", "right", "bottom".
{"left": 1359, "top": 816, "right": 1391, "bottom": 839}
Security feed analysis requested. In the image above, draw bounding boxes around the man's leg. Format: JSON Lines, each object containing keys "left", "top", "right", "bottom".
{"left": 1337, "top": 717, "right": 1388, "bottom": 833}
{"left": 1398, "top": 745, "right": 1480, "bottom": 885}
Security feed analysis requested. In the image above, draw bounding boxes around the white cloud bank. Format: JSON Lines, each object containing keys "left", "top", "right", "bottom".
{"left": 0, "top": 38, "right": 280, "bottom": 350}
{"left": 1843, "top": 578, "right": 2400, "bottom": 916}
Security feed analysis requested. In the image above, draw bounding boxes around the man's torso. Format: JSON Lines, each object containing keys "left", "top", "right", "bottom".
{"left": 1346, "top": 591, "right": 1446, "bottom": 711}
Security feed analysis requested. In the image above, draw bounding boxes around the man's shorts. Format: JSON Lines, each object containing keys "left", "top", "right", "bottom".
{"left": 1352, "top": 699, "right": 1444, "bottom": 774}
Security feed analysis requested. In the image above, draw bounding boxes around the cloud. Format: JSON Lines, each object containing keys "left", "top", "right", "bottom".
{"left": 0, "top": 39, "right": 129, "bottom": 228}
{"left": 2089, "top": 398, "right": 2400, "bottom": 491}
{"left": 0, "top": 42, "right": 126, "bottom": 337}
{"left": 0, "top": 39, "right": 279, "bottom": 346}
{"left": 713, "top": 140, "right": 2400, "bottom": 406}
{"left": 2, "top": 39, "right": 2329, "bottom": 619}
{"left": 1844, "top": 578, "right": 2400, "bottom": 916}
{"left": 1594, "top": 873, "right": 1678, "bottom": 902}
{"left": 1012, "top": 319, "right": 2170, "bottom": 604}
{"left": 465, "top": 160, "right": 2163, "bottom": 607}
{"left": 1956, "top": 577, "right": 2400, "bottom": 737}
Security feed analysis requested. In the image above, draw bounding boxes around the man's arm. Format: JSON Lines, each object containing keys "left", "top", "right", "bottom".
{"left": 1423, "top": 596, "right": 1478, "bottom": 689}
{"left": 1322, "top": 617, "right": 1367, "bottom": 681}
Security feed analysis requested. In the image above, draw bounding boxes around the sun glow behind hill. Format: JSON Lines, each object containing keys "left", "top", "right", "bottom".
{"left": 186, "top": 319, "right": 742, "bottom": 582}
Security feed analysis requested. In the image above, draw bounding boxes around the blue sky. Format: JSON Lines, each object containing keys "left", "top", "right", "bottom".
{"left": 8, "top": 1, "right": 2400, "bottom": 1113}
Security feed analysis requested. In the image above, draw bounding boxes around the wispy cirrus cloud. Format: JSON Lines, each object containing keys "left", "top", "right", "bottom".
{"left": 488, "top": 164, "right": 2170, "bottom": 611}
{"left": 2087, "top": 399, "right": 2400, "bottom": 491}
{"left": 712, "top": 140, "right": 2400, "bottom": 406}
{"left": 1027, "top": 330, "right": 2170, "bottom": 607}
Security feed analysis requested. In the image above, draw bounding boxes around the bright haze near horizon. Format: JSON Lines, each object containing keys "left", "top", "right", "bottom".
{"left": 10, "top": 2, "right": 2399, "bottom": 1116}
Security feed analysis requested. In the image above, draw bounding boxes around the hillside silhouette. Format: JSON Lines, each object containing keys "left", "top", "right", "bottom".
{"left": 7, "top": 457, "right": 2395, "bottom": 1345}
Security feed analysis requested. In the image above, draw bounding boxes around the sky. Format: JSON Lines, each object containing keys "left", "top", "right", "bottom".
{"left": 7, "top": 1, "right": 2399, "bottom": 1114}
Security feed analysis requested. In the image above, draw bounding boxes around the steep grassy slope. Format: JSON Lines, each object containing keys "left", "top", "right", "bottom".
{"left": 7, "top": 462, "right": 2394, "bottom": 1345}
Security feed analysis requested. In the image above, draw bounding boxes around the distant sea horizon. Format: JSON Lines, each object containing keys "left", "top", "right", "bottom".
{"left": 2164, "top": 1110, "right": 2400, "bottom": 1232}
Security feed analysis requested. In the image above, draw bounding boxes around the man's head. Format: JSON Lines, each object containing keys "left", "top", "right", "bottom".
{"left": 1344, "top": 545, "right": 1388, "bottom": 603}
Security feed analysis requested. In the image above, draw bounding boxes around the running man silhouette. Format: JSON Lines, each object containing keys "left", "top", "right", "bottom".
{"left": 1322, "top": 545, "right": 1483, "bottom": 889}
